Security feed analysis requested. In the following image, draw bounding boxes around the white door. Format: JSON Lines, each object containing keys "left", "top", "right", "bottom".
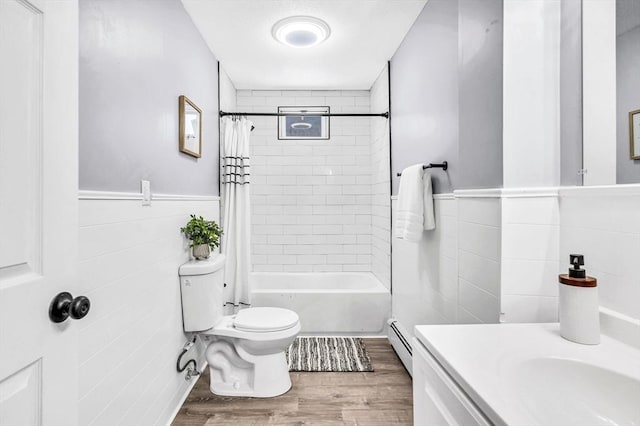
{"left": 0, "top": 0, "right": 79, "bottom": 425}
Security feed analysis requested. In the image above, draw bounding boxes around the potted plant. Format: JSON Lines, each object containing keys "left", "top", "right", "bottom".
{"left": 180, "top": 214, "right": 223, "bottom": 260}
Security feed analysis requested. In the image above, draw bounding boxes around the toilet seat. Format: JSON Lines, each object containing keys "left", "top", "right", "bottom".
{"left": 233, "top": 307, "right": 299, "bottom": 332}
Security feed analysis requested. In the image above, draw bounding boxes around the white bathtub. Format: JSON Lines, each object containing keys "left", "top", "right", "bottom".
{"left": 250, "top": 272, "right": 391, "bottom": 335}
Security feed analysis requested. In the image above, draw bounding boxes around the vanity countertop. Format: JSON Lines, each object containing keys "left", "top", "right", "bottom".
{"left": 414, "top": 323, "right": 640, "bottom": 426}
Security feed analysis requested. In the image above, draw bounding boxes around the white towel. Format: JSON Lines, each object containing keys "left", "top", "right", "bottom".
{"left": 394, "top": 165, "right": 435, "bottom": 242}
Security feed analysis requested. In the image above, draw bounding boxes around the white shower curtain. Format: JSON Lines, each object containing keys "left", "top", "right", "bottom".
{"left": 221, "top": 116, "right": 253, "bottom": 312}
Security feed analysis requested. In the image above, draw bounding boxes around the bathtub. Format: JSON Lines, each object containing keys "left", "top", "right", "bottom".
{"left": 250, "top": 272, "right": 391, "bottom": 335}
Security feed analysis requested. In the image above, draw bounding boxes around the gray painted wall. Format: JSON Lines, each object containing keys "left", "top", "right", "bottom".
{"left": 390, "top": 0, "right": 459, "bottom": 195}
{"left": 390, "top": 0, "right": 504, "bottom": 194}
{"left": 80, "top": 0, "right": 219, "bottom": 195}
{"left": 617, "top": 25, "right": 640, "bottom": 184}
{"left": 560, "top": 0, "right": 584, "bottom": 186}
{"left": 457, "top": 0, "right": 503, "bottom": 190}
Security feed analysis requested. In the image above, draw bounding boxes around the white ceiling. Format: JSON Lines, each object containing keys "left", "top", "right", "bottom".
{"left": 181, "top": 0, "right": 427, "bottom": 90}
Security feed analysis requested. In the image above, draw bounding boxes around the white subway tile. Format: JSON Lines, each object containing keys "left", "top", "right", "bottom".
{"left": 313, "top": 185, "right": 342, "bottom": 195}
{"left": 297, "top": 235, "right": 327, "bottom": 245}
{"left": 502, "top": 259, "right": 560, "bottom": 297}
{"left": 327, "top": 254, "right": 357, "bottom": 264}
{"left": 312, "top": 245, "right": 344, "bottom": 255}
{"left": 458, "top": 198, "right": 501, "bottom": 227}
{"left": 267, "top": 254, "right": 297, "bottom": 265}
{"left": 458, "top": 222, "right": 501, "bottom": 262}
{"left": 502, "top": 224, "right": 559, "bottom": 261}
{"left": 313, "top": 264, "right": 343, "bottom": 272}
{"left": 284, "top": 264, "right": 313, "bottom": 272}
{"left": 312, "top": 205, "right": 343, "bottom": 215}
{"left": 297, "top": 215, "right": 326, "bottom": 225}
{"left": 458, "top": 250, "right": 501, "bottom": 297}
{"left": 326, "top": 176, "right": 356, "bottom": 185}
{"left": 343, "top": 264, "right": 370, "bottom": 272}
{"left": 296, "top": 255, "right": 327, "bottom": 265}
{"left": 283, "top": 245, "right": 314, "bottom": 255}
{"left": 326, "top": 235, "right": 357, "bottom": 244}
{"left": 254, "top": 90, "right": 282, "bottom": 97}
{"left": 264, "top": 96, "right": 295, "bottom": 106}
{"left": 503, "top": 197, "right": 559, "bottom": 225}
{"left": 253, "top": 244, "right": 281, "bottom": 254}
{"left": 312, "top": 225, "right": 343, "bottom": 235}
{"left": 325, "top": 215, "right": 355, "bottom": 225}
{"left": 254, "top": 264, "right": 284, "bottom": 272}
{"left": 267, "top": 235, "right": 296, "bottom": 245}
{"left": 327, "top": 195, "right": 356, "bottom": 205}
{"left": 458, "top": 279, "right": 500, "bottom": 323}
{"left": 326, "top": 96, "right": 356, "bottom": 106}
{"left": 297, "top": 176, "right": 326, "bottom": 185}
{"left": 501, "top": 295, "right": 558, "bottom": 323}
{"left": 283, "top": 225, "right": 313, "bottom": 235}
{"left": 343, "top": 245, "right": 371, "bottom": 255}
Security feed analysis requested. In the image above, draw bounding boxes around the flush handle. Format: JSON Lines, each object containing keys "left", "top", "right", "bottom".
{"left": 49, "top": 292, "right": 91, "bottom": 323}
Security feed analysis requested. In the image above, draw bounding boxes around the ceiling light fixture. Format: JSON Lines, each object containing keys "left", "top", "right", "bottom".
{"left": 272, "top": 16, "right": 331, "bottom": 48}
{"left": 291, "top": 122, "right": 312, "bottom": 129}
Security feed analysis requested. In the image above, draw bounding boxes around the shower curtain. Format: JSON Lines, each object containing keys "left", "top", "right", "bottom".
{"left": 221, "top": 116, "right": 253, "bottom": 312}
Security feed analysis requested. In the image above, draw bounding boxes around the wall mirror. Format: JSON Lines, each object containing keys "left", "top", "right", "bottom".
{"left": 179, "top": 95, "right": 202, "bottom": 158}
{"left": 582, "top": 0, "right": 640, "bottom": 185}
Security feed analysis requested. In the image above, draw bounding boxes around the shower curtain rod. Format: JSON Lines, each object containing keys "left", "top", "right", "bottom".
{"left": 219, "top": 110, "right": 389, "bottom": 118}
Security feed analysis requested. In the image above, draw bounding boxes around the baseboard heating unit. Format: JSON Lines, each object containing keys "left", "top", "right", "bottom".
{"left": 387, "top": 319, "right": 413, "bottom": 376}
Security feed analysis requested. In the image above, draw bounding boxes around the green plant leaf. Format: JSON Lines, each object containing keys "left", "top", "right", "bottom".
{"left": 181, "top": 214, "right": 223, "bottom": 248}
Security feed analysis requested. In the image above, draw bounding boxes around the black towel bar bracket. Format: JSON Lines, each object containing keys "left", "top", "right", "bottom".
{"left": 396, "top": 161, "right": 448, "bottom": 176}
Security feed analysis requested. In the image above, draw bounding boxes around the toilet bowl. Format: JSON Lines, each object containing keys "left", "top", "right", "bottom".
{"left": 179, "top": 255, "right": 300, "bottom": 397}
{"left": 201, "top": 307, "right": 300, "bottom": 397}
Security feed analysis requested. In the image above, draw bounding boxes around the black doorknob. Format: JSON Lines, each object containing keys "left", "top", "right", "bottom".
{"left": 49, "top": 292, "right": 91, "bottom": 323}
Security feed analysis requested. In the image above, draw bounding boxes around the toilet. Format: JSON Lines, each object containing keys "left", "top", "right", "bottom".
{"left": 179, "top": 254, "right": 300, "bottom": 397}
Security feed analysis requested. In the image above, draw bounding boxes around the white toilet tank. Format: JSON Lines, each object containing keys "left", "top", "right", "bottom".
{"left": 179, "top": 254, "right": 226, "bottom": 332}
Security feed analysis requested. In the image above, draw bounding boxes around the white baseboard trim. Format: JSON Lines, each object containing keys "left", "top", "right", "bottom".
{"left": 79, "top": 190, "right": 220, "bottom": 201}
{"left": 165, "top": 360, "right": 208, "bottom": 426}
{"left": 387, "top": 319, "right": 413, "bottom": 376}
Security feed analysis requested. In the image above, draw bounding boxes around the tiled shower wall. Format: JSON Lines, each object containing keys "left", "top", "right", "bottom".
{"left": 241, "top": 89, "right": 386, "bottom": 273}
{"left": 370, "top": 68, "right": 392, "bottom": 289}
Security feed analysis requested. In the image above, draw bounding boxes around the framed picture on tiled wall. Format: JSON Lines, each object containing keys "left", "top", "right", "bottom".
{"left": 278, "top": 106, "right": 330, "bottom": 140}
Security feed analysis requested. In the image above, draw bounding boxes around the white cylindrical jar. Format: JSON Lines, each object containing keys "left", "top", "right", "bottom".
{"left": 559, "top": 274, "right": 600, "bottom": 345}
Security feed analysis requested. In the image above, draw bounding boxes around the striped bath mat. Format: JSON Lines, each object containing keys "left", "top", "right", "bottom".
{"left": 286, "top": 337, "right": 373, "bottom": 372}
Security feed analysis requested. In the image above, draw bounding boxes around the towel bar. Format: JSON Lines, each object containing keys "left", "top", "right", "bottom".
{"left": 396, "top": 161, "right": 448, "bottom": 176}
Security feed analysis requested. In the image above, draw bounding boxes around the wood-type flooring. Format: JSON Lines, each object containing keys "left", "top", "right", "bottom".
{"left": 172, "top": 338, "right": 413, "bottom": 425}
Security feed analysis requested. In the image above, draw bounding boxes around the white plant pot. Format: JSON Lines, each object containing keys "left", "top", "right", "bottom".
{"left": 192, "top": 244, "right": 211, "bottom": 260}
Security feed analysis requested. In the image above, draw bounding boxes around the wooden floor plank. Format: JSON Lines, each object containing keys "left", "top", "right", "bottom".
{"left": 172, "top": 338, "right": 412, "bottom": 426}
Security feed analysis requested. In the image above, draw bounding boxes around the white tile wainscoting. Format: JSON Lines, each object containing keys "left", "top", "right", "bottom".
{"left": 456, "top": 190, "right": 502, "bottom": 324}
{"left": 370, "top": 67, "right": 392, "bottom": 290}
{"left": 559, "top": 184, "right": 640, "bottom": 322}
{"left": 391, "top": 194, "right": 460, "bottom": 349}
{"left": 390, "top": 184, "right": 640, "bottom": 373}
{"left": 500, "top": 188, "right": 560, "bottom": 323}
{"left": 77, "top": 191, "right": 219, "bottom": 426}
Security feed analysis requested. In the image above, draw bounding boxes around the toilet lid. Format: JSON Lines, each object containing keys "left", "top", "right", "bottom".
{"left": 233, "top": 307, "right": 299, "bottom": 332}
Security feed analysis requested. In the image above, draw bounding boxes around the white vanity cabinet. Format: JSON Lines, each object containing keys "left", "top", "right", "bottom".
{"left": 412, "top": 338, "right": 491, "bottom": 426}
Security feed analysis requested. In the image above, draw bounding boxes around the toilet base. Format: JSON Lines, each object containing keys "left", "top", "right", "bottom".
{"left": 203, "top": 331, "right": 297, "bottom": 398}
{"left": 208, "top": 351, "right": 292, "bottom": 397}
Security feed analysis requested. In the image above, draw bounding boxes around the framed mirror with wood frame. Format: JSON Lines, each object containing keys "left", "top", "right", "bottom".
{"left": 630, "top": 109, "right": 640, "bottom": 160}
{"left": 179, "top": 95, "right": 202, "bottom": 158}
